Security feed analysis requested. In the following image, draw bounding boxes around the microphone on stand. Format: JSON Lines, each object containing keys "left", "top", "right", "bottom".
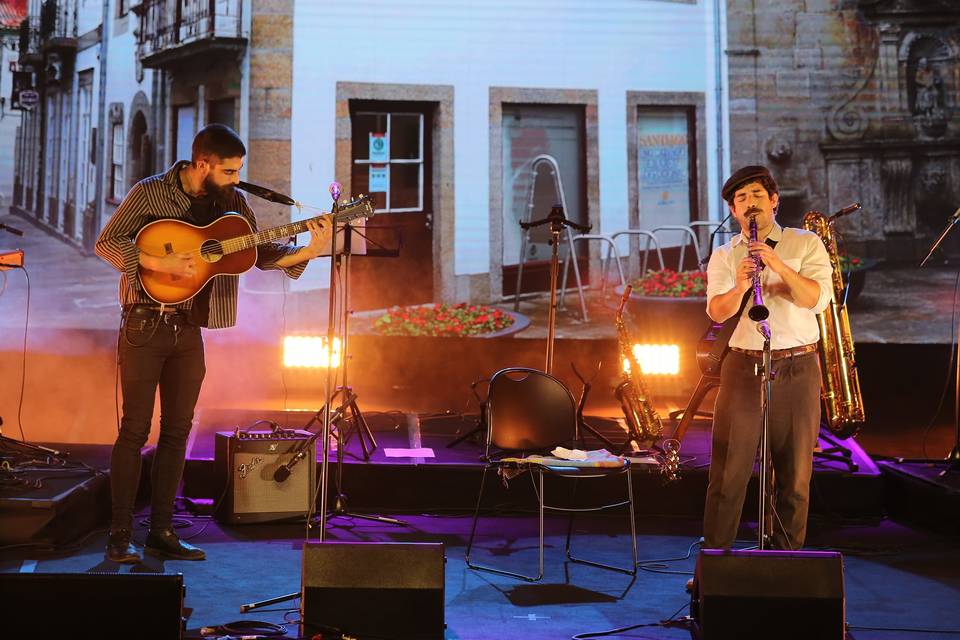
{"left": 272, "top": 452, "right": 303, "bottom": 483}
{"left": 274, "top": 398, "right": 353, "bottom": 482}
{"left": 237, "top": 180, "right": 297, "bottom": 206}
{"left": 329, "top": 181, "right": 342, "bottom": 203}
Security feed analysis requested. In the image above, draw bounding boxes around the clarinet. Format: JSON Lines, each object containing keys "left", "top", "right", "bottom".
{"left": 746, "top": 214, "right": 771, "bottom": 340}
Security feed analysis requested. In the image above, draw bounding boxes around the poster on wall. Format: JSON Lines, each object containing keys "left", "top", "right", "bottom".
{"left": 637, "top": 111, "right": 691, "bottom": 238}
{"left": 369, "top": 164, "right": 389, "bottom": 193}
{"left": 369, "top": 132, "right": 389, "bottom": 162}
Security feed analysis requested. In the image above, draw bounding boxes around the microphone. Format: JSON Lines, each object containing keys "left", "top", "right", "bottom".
{"left": 329, "top": 181, "right": 341, "bottom": 202}
{"left": 0, "top": 221, "right": 24, "bottom": 236}
{"left": 830, "top": 202, "right": 861, "bottom": 220}
{"left": 273, "top": 450, "right": 306, "bottom": 483}
{"left": 237, "top": 180, "right": 296, "bottom": 206}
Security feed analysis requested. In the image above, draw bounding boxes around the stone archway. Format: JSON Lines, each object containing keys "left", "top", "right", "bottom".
{"left": 127, "top": 91, "right": 154, "bottom": 188}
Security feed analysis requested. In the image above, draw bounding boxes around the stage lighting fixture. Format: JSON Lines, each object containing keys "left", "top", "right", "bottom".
{"left": 623, "top": 343, "right": 680, "bottom": 376}
{"left": 283, "top": 336, "right": 342, "bottom": 368}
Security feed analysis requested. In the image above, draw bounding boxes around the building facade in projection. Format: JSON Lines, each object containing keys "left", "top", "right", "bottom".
{"left": 725, "top": 0, "right": 960, "bottom": 262}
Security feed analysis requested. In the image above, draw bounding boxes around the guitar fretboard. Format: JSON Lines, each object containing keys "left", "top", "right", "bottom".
{"left": 216, "top": 201, "right": 371, "bottom": 256}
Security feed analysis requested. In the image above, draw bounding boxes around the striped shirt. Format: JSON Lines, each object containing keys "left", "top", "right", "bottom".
{"left": 95, "top": 161, "right": 306, "bottom": 329}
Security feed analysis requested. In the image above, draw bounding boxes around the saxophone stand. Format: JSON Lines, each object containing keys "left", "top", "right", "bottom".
{"left": 919, "top": 206, "right": 960, "bottom": 477}
{"left": 814, "top": 427, "right": 858, "bottom": 473}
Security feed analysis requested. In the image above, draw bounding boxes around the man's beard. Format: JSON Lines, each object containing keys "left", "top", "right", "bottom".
{"left": 202, "top": 175, "right": 234, "bottom": 201}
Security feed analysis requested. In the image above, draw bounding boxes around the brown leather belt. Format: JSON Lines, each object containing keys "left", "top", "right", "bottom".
{"left": 731, "top": 343, "right": 818, "bottom": 360}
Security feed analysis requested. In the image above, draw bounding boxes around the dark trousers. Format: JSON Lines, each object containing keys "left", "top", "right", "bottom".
{"left": 703, "top": 350, "right": 821, "bottom": 550}
{"left": 110, "top": 309, "right": 205, "bottom": 531}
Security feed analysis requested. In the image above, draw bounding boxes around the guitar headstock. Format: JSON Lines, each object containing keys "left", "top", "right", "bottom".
{"left": 336, "top": 194, "right": 375, "bottom": 223}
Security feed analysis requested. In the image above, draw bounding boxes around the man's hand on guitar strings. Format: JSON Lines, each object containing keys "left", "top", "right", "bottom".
{"left": 140, "top": 251, "right": 198, "bottom": 278}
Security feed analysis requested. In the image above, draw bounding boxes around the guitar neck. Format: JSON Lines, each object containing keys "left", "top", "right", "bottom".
{"left": 224, "top": 206, "right": 367, "bottom": 255}
{"left": 244, "top": 217, "right": 318, "bottom": 249}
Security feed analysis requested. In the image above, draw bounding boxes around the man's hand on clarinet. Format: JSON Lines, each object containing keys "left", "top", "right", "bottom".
{"left": 735, "top": 257, "right": 755, "bottom": 294}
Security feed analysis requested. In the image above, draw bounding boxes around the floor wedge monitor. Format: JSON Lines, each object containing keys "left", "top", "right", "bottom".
{"left": 302, "top": 541, "right": 445, "bottom": 640}
{"left": 0, "top": 572, "right": 185, "bottom": 639}
{"left": 691, "top": 548, "right": 845, "bottom": 640}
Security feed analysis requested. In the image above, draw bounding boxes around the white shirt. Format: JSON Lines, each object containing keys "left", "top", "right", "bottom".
{"left": 706, "top": 222, "right": 833, "bottom": 350}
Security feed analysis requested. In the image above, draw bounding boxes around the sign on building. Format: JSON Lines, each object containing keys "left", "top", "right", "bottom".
{"left": 12, "top": 72, "right": 37, "bottom": 110}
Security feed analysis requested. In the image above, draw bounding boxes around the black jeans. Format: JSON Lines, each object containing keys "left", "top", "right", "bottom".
{"left": 110, "top": 308, "right": 206, "bottom": 531}
{"left": 703, "top": 350, "right": 821, "bottom": 550}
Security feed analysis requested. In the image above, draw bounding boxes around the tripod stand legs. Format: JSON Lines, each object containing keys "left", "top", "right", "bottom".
{"left": 814, "top": 425, "right": 858, "bottom": 472}
{"left": 337, "top": 394, "right": 377, "bottom": 461}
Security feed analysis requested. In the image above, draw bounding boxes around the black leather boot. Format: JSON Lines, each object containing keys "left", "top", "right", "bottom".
{"left": 145, "top": 528, "right": 206, "bottom": 561}
{"left": 105, "top": 529, "right": 141, "bottom": 564}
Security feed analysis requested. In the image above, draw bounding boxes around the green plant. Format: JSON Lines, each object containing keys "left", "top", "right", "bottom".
{"left": 631, "top": 269, "right": 707, "bottom": 298}
{"left": 373, "top": 303, "right": 514, "bottom": 337}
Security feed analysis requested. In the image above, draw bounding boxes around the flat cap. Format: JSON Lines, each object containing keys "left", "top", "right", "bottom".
{"left": 721, "top": 165, "right": 776, "bottom": 202}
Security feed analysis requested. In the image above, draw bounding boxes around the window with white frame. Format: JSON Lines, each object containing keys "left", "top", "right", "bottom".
{"left": 110, "top": 123, "right": 125, "bottom": 200}
{"left": 351, "top": 111, "right": 424, "bottom": 213}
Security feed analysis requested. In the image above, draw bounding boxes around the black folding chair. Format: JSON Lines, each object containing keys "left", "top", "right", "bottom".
{"left": 464, "top": 367, "right": 637, "bottom": 581}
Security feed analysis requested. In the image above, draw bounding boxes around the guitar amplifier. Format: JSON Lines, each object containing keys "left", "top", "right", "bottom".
{"left": 214, "top": 430, "right": 317, "bottom": 524}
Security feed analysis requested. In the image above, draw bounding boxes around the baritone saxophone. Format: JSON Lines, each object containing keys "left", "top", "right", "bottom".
{"left": 802, "top": 210, "right": 866, "bottom": 438}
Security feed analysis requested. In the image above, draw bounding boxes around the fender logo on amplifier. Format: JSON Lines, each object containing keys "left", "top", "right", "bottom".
{"left": 238, "top": 456, "right": 263, "bottom": 479}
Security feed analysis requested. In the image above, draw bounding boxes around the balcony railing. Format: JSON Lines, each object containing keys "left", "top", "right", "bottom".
{"left": 135, "top": 0, "right": 246, "bottom": 69}
{"left": 39, "top": 0, "right": 78, "bottom": 48}
{"left": 18, "top": 17, "right": 42, "bottom": 62}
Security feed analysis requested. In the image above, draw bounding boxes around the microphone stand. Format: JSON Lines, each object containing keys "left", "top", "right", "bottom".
{"left": 321, "top": 193, "right": 404, "bottom": 527}
{"left": 747, "top": 213, "right": 774, "bottom": 549}
{"left": 520, "top": 204, "right": 590, "bottom": 374}
{"left": 919, "top": 207, "right": 960, "bottom": 477}
{"left": 240, "top": 182, "right": 388, "bottom": 616}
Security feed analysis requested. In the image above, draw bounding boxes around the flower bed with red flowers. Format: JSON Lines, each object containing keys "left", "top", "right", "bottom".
{"left": 373, "top": 303, "right": 515, "bottom": 337}
{"left": 631, "top": 269, "right": 707, "bottom": 298}
{"left": 839, "top": 255, "right": 868, "bottom": 271}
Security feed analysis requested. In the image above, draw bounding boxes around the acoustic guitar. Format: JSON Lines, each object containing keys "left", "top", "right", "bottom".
{"left": 136, "top": 195, "right": 374, "bottom": 304}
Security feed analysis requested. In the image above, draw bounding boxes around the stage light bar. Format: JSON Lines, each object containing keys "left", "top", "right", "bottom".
{"left": 283, "top": 336, "right": 341, "bottom": 368}
{"left": 623, "top": 343, "right": 680, "bottom": 376}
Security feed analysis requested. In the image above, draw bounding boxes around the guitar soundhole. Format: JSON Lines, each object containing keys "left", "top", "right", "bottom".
{"left": 200, "top": 239, "right": 224, "bottom": 263}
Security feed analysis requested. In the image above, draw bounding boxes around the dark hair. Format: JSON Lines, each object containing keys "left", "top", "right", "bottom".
{"left": 191, "top": 123, "right": 246, "bottom": 163}
{"left": 723, "top": 175, "right": 779, "bottom": 207}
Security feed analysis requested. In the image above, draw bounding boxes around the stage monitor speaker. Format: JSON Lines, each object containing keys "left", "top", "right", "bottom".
{"left": 0, "top": 572, "right": 184, "bottom": 639}
{"left": 214, "top": 429, "right": 316, "bottom": 523}
{"left": 691, "top": 549, "right": 845, "bottom": 640}
{"left": 302, "top": 541, "right": 445, "bottom": 640}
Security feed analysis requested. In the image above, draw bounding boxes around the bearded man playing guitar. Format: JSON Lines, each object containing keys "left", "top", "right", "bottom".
{"left": 96, "top": 124, "right": 330, "bottom": 563}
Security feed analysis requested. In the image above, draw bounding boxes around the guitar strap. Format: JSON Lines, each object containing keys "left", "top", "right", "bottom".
{"left": 705, "top": 237, "right": 778, "bottom": 372}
